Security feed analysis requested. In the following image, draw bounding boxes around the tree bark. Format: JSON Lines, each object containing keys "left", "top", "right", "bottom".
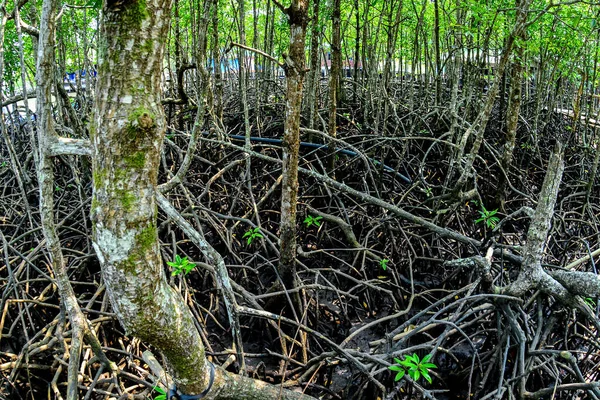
{"left": 498, "top": 25, "right": 524, "bottom": 205}
{"left": 279, "top": 0, "right": 308, "bottom": 294}
{"left": 89, "top": 0, "right": 317, "bottom": 397}
{"left": 327, "top": 0, "right": 340, "bottom": 173}
{"left": 307, "top": 0, "right": 320, "bottom": 132}
{"left": 90, "top": 0, "right": 213, "bottom": 393}
{"left": 33, "top": 0, "right": 113, "bottom": 399}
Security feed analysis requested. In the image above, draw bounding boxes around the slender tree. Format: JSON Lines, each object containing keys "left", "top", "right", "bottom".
{"left": 327, "top": 0, "right": 340, "bottom": 173}
{"left": 89, "top": 0, "right": 311, "bottom": 396}
{"left": 278, "top": 0, "right": 309, "bottom": 297}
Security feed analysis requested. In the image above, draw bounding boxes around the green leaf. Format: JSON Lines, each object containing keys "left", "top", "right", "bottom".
{"left": 379, "top": 259, "right": 389, "bottom": 271}
{"left": 421, "top": 354, "right": 432, "bottom": 363}
{"left": 394, "top": 369, "right": 405, "bottom": 381}
{"left": 405, "top": 353, "right": 417, "bottom": 363}
{"left": 153, "top": 386, "right": 166, "bottom": 395}
{"left": 421, "top": 363, "right": 437, "bottom": 369}
{"left": 413, "top": 370, "right": 420, "bottom": 381}
{"left": 243, "top": 231, "right": 252, "bottom": 238}
{"left": 421, "top": 369, "right": 432, "bottom": 384}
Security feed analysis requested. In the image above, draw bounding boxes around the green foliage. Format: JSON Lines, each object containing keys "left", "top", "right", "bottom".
{"left": 167, "top": 254, "right": 196, "bottom": 276}
{"left": 243, "top": 227, "right": 263, "bottom": 245}
{"left": 379, "top": 258, "right": 389, "bottom": 271}
{"left": 520, "top": 142, "right": 534, "bottom": 151}
{"left": 475, "top": 204, "right": 500, "bottom": 229}
{"left": 388, "top": 353, "right": 437, "bottom": 383}
{"left": 151, "top": 386, "right": 167, "bottom": 400}
{"left": 303, "top": 215, "right": 323, "bottom": 228}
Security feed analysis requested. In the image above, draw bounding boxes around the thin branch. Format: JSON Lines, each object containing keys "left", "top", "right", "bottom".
{"left": 229, "top": 42, "right": 284, "bottom": 68}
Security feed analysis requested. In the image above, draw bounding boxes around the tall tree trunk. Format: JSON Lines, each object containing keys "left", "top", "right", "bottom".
{"left": 498, "top": 28, "right": 524, "bottom": 205}
{"left": 433, "top": 0, "right": 442, "bottom": 106}
{"left": 238, "top": 0, "right": 252, "bottom": 148}
{"left": 376, "top": 0, "right": 404, "bottom": 134}
{"left": 307, "top": 0, "right": 320, "bottom": 132}
{"left": 211, "top": 0, "right": 224, "bottom": 126}
{"left": 352, "top": 0, "right": 360, "bottom": 104}
{"left": 33, "top": 0, "right": 113, "bottom": 399}
{"left": 90, "top": 0, "right": 213, "bottom": 392}
{"left": 279, "top": 0, "right": 308, "bottom": 296}
{"left": 90, "top": 0, "right": 314, "bottom": 397}
{"left": 327, "top": 0, "right": 340, "bottom": 173}
{"left": 0, "top": 1, "right": 31, "bottom": 223}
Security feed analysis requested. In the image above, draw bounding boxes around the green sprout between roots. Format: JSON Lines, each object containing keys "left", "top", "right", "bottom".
{"left": 152, "top": 386, "right": 167, "bottom": 400}
{"left": 475, "top": 204, "right": 500, "bottom": 229}
{"left": 243, "top": 227, "right": 263, "bottom": 245}
{"left": 388, "top": 353, "right": 437, "bottom": 383}
{"left": 585, "top": 297, "right": 596, "bottom": 309}
{"left": 303, "top": 215, "right": 323, "bottom": 228}
{"left": 167, "top": 254, "right": 196, "bottom": 276}
{"left": 379, "top": 258, "right": 390, "bottom": 271}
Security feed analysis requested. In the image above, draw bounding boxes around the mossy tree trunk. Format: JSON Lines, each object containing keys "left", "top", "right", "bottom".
{"left": 89, "top": 0, "right": 315, "bottom": 397}
{"left": 90, "top": 0, "right": 210, "bottom": 393}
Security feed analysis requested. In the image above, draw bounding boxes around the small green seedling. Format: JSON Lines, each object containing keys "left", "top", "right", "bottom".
{"left": 585, "top": 297, "right": 596, "bottom": 309}
{"left": 303, "top": 215, "right": 323, "bottom": 228}
{"left": 167, "top": 254, "right": 196, "bottom": 276}
{"left": 379, "top": 258, "right": 390, "bottom": 271}
{"left": 243, "top": 227, "right": 263, "bottom": 245}
{"left": 0, "top": 161, "right": 7, "bottom": 168}
{"left": 152, "top": 386, "right": 167, "bottom": 400}
{"left": 388, "top": 353, "right": 437, "bottom": 383}
{"left": 475, "top": 204, "right": 500, "bottom": 229}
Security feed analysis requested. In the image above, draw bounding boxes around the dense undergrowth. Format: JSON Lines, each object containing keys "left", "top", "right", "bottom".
{"left": 1, "top": 77, "right": 600, "bottom": 399}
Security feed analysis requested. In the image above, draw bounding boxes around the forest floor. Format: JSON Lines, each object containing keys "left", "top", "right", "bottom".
{"left": 1, "top": 79, "right": 600, "bottom": 399}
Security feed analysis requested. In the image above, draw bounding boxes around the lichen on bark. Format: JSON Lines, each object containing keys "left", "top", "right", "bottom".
{"left": 90, "top": 0, "right": 212, "bottom": 393}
